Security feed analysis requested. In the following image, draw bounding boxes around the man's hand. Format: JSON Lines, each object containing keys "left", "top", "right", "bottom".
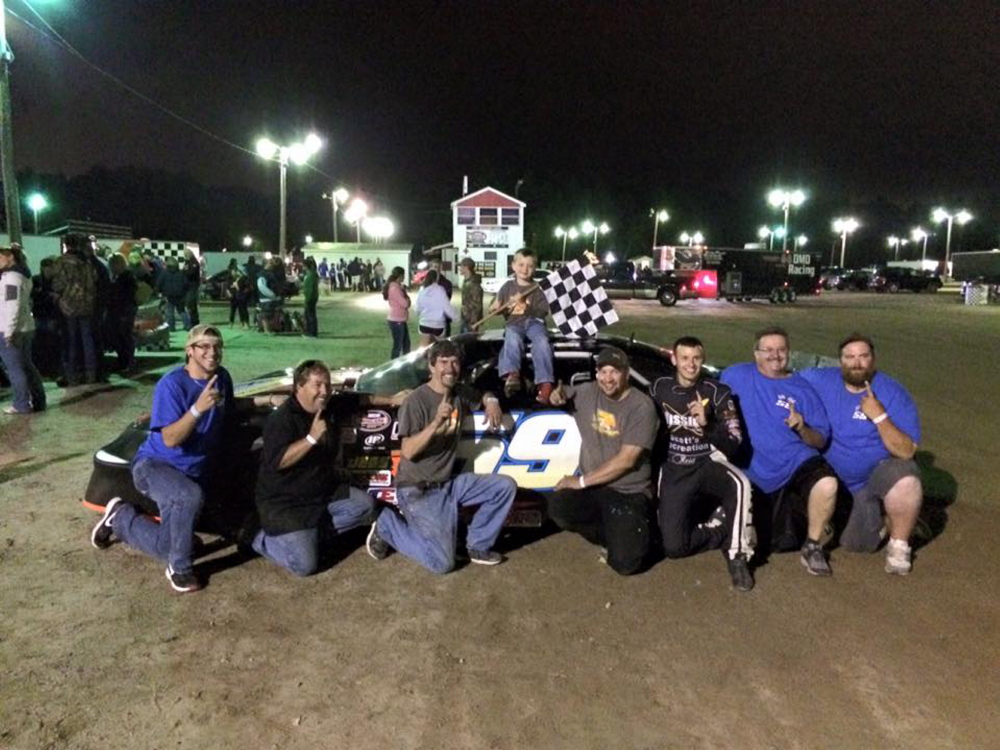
{"left": 193, "top": 375, "right": 222, "bottom": 414}
{"left": 435, "top": 391, "right": 453, "bottom": 426}
{"left": 555, "top": 475, "right": 581, "bottom": 491}
{"left": 688, "top": 391, "right": 708, "bottom": 426}
{"left": 308, "top": 399, "right": 328, "bottom": 443}
{"left": 483, "top": 396, "right": 502, "bottom": 431}
{"left": 860, "top": 380, "right": 886, "bottom": 421}
{"left": 549, "top": 380, "right": 567, "bottom": 407}
{"left": 785, "top": 400, "right": 804, "bottom": 433}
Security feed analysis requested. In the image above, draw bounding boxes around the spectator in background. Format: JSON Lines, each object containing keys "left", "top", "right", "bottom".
{"left": 430, "top": 259, "right": 454, "bottom": 337}
{"left": 183, "top": 250, "right": 201, "bottom": 328}
{"left": 53, "top": 233, "right": 98, "bottom": 386}
{"left": 361, "top": 261, "right": 372, "bottom": 292}
{"left": 373, "top": 258, "right": 385, "bottom": 290}
{"left": 457, "top": 257, "right": 483, "bottom": 334}
{"left": 415, "top": 270, "right": 457, "bottom": 347}
{"left": 106, "top": 254, "right": 137, "bottom": 374}
{"left": 347, "top": 257, "right": 360, "bottom": 290}
{"left": 302, "top": 257, "right": 319, "bottom": 337}
{"left": 156, "top": 258, "right": 190, "bottom": 331}
{"left": 84, "top": 240, "right": 111, "bottom": 382}
{"left": 226, "top": 258, "right": 250, "bottom": 329}
{"left": 0, "top": 244, "right": 46, "bottom": 413}
{"left": 384, "top": 266, "right": 411, "bottom": 358}
{"left": 31, "top": 256, "right": 62, "bottom": 375}
{"left": 317, "top": 258, "right": 329, "bottom": 292}
{"left": 244, "top": 256, "right": 261, "bottom": 305}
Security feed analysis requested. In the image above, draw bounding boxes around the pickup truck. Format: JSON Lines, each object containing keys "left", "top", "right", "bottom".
{"left": 596, "top": 261, "right": 685, "bottom": 307}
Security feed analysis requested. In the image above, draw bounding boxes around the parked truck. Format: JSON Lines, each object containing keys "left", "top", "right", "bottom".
{"left": 596, "top": 261, "right": 687, "bottom": 306}
{"left": 951, "top": 250, "right": 1000, "bottom": 283}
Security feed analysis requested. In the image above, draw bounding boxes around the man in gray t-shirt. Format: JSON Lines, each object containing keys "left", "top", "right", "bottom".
{"left": 548, "top": 346, "right": 660, "bottom": 575}
{"left": 366, "top": 340, "right": 517, "bottom": 573}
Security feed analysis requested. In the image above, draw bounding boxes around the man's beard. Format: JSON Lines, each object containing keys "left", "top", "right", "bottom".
{"left": 842, "top": 365, "right": 875, "bottom": 387}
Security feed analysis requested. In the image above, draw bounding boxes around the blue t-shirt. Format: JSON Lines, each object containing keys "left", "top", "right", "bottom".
{"left": 134, "top": 366, "right": 235, "bottom": 479}
{"left": 720, "top": 363, "right": 830, "bottom": 493}
{"left": 800, "top": 367, "right": 920, "bottom": 492}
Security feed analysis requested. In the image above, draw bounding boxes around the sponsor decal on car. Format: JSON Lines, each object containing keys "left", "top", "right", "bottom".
{"left": 364, "top": 433, "right": 386, "bottom": 447}
{"left": 359, "top": 410, "right": 392, "bottom": 432}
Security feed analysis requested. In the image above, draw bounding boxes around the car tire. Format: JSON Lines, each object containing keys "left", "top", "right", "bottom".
{"left": 658, "top": 287, "right": 678, "bottom": 307}
{"left": 787, "top": 288, "right": 797, "bottom": 303}
{"left": 769, "top": 288, "right": 780, "bottom": 304}
{"left": 926, "top": 283, "right": 940, "bottom": 293}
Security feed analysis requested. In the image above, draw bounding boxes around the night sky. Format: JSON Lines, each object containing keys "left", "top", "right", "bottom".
{"left": 6, "top": 0, "right": 999, "bottom": 257}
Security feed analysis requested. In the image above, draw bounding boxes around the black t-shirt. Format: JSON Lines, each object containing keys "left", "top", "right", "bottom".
{"left": 254, "top": 394, "right": 357, "bottom": 534}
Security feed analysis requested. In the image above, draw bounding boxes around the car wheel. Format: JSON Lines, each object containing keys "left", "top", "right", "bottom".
{"left": 926, "top": 283, "right": 941, "bottom": 293}
{"left": 769, "top": 288, "right": 780, "bottom": 304}
{"left": 787, "top": 288, "right": 797, "bottom": 303}
{"left": 658, "top": 287, "right": 678, "bottom": 307}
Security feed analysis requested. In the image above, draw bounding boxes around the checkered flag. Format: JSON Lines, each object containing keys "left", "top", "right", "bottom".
{"left": 539, "top": 260, "right": 619, "bottom": 337}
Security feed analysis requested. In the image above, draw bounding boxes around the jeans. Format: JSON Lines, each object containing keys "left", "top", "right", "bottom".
{"left": 376, "top": 473, "right": 516, "bottom": 574}
{"left": 388, "top": 321, "right": 410, "bottom": 359}
{"left": 304, "top": 301, "right": 318, "bottom": 337}
{"left": 547, "top": 487, "right": 651, "bottom": 575}
{"left": 499, "top": 318, "right": 554, "bottom": 384}
{"left": 164, "top": 299, "right": 190, "bottom": 331}
{"left": 0, "top": 332, "right": 46, "bottom": 412}
{"left": 252, "top": 487, "right": 373, "bottom": 576}
{"left": 63, "top": 315, "right": 97, "bottom": 381}
{"left": 118, "top": 458, "right": 205, "bottom": 575}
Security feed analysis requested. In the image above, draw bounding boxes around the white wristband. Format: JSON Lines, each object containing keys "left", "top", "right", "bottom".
{"left": 578, "top": 475, "right": 586, "bottom": 489}
{"left": 189, "top": 405, "right": 202, "bottom": 419}
{"left": 872, "top": 413, "right": 888, "bottom": 425}
{"left": 305, "top": 434, "right": 318, "bottom": 445}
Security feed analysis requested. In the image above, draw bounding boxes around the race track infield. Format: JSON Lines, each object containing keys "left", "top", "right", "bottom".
{"left": 2, "top": 290, "right": 998, "bottom": 750}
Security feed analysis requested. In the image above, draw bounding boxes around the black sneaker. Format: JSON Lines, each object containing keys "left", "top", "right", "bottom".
{"left": 726, "top": 553, "right": 755, "bottom": 592}
{"left": 800, "top": 540, "right": 832, "bottom": 577}
{"left": 90, "top": 497, "right": 125, "bottom": 549}
{"left": 503, "top": 375, "right": 521, "bottom": 398}
{"left": 165, "top": 565, "right": 203, "bottom": 593}
{"left": 468, "top": 548, "right": 504, "bottom": 566}
{"left": 366, "top": 522, "right": 390, "bottom": 561}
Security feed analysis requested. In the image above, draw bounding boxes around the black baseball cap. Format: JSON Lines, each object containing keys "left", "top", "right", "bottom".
{"left": 595, "top": 346, "right": 629, "bottom": 370}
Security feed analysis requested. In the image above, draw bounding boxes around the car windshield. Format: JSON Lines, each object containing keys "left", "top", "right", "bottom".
{"left": 356, "top": 350, "right": 430, "bottom": 394}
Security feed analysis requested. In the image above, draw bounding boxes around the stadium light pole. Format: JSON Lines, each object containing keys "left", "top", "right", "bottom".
{"left": 911, "top": 227, "right": 929, "bottom": 262}
{"left": 758, "top": 225, "right": 774, "bottom": 252}
{"left": 256, "top": 133, "right": 323, "bottom": 259}
{"left": 362, "top": 216, "right": 394, "bottom": 243}
{"left": 795, "top": 234, "right": 808, "bottom": 251}
{"left": 768, "top": 188, "right": 806, "bottom": 256}
{"left": 343, "top": 198, "right": 369, "bottom": 243}
{"left": 0, "top": 1, "right": 23, "bottom": 244}
{"left": 680, "top": 231, "right": 704, "bottom": 247}
{"left": 650, "top": 209, "right": 669, "bottom": 250}
{"left": 554, "top": 225, "right": 579, "bottom": 263}
{"left": 887, "top": 235, "right": 908, "bottom": 261}
{"left": 931, "top": 207, "right": 972, "bottom": 275}
{"left": 832, "top": 217, "right": 860, "bottom": 268}
{"left": 26, "top": 192, "right": 47, "bottom": 234}
{"left": 322, "top": 187, "right": 350, "bottom": 242}
{"left": 581, "top": 220, "right": 610, "bottom": 254}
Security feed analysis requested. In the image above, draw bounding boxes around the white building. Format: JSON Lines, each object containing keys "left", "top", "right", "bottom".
{"left": 439, "top": 187, "right": 525, "bottom": 293}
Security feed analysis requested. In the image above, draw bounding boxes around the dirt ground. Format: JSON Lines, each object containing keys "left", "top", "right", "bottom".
{"left": 2, "top": 291, "right": 999, "bottom": 750}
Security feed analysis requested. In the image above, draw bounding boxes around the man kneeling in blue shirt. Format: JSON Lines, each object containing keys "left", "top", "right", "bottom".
{"left": 801, "top": 334, "right": 922, "bottom": 575}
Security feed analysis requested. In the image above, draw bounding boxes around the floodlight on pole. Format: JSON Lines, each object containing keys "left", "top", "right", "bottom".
{"left": 304, "top": 234, "right": 313, "bottom": 244}
{"left": 650, "top": 208, "right": 670, "bottom": 250}
{"left": 580, "top": 219, "right": 610, "bottom": 254}
{"left": 768, "top": 188, "right": 806, "bottom": 255}
{"left": 832, "top": 217, "right": 860, "bottom": 267}
{"left": 795, "top": 234, "right": 808, "bottom": 251}
{"left": 26, "top": 192, "right": 47, "bottom": 234}
{"left": 680, "top": 231, "right": 705, "bottom": 247}
{"left": 911, "top": 227, "right": 929, "bottom": 262}
{"left": 362, "top": 216, "right": 394, "bottom": 243}
{"left": 322, "top": 187, "right": 350, "bottom": 242}
{"left": 931, "top": 207, "right": 972, "bottom": 274}
{"left": 242, "top": 235, "right": 253, "bottom": 248}
{"left": 343, "top": 198, "right": 369, "bottom": 242}
{"left": 887, "top": 235, "right": 908, "bottom": 261}
{"left": 255, "top": 133, "right": 323, "bottom": 258}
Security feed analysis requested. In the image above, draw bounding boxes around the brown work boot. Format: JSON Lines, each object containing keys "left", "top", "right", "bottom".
{"left": 536, "top": 382, "right": 553, "bottom": 405}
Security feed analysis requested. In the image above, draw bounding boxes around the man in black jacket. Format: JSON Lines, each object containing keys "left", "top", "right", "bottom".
{"left": 106, "top": 254, "right": 137, "bottom": 373}
{"left": 652, "top": 336, "right": 755, "bottom": 591}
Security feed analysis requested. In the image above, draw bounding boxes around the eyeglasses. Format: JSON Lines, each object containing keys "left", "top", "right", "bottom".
{"left": 755, "top": 348, "right": 788, "bottom": 356}
{"left": 192, "top": 343, "right": 223, "bottom": 352}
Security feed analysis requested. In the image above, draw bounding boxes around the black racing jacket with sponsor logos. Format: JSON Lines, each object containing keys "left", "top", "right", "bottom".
{"left": 650, "top": 374, "right": 743, "bottom": 468}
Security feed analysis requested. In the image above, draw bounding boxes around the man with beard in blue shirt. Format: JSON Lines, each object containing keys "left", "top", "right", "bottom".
{"left": 801, "top": 334, "right": 922, "bottom": 576}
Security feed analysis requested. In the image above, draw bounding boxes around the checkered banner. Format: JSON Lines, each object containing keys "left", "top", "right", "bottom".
{"left": 539, "top": 260, "right": 619, "bottom": 337}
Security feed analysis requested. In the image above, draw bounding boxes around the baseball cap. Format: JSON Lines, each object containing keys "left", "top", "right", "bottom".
{"left": 186, "top": 324, "right": 224, "bottom": 348}
{"left": 595, "top": 346, "right": 629, "bottom": 370}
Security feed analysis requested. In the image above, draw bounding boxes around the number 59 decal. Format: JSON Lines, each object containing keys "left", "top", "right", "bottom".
{"left": 455, "top": 411, "right": 581, "bottom": 490}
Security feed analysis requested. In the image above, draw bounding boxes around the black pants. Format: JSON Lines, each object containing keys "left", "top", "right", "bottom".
{"left": 547, "top": 487, "right": 650, "bottom": 575}
{"left": 108, "top": 312, "right": 136, "bottom": 371}
{"left": 658, "top": 456, "right": 754, "bottom": 561}
{"left": 304, "top": 300, "right": 318, "bottom": 337}
{"left": 229, "top": 294, "right": 249, "bottom": 325}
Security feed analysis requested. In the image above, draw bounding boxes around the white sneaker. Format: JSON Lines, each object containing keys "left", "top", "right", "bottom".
{"left": 885, "top": 538, "right": 912, "bottom": 576}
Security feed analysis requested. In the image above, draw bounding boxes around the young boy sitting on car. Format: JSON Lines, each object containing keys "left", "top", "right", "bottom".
{"left": 490, "top": 248, "right": 555, "bottom": 404}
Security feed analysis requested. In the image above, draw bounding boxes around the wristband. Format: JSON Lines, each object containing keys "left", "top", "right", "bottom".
{"left": 189, "top": 405, "right": 202, "bottom": 419}
{"left": 578, "top": 475, "right": 586, "bottom": 489}
{"left": 305, "top": 434, "right": 318, "bottom": 445}
{"left": 872, "top": 413, "right": 888, "bottom": 425}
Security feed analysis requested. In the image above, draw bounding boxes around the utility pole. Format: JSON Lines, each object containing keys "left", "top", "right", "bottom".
{"left": 0, "top": 0, "right": 23, "bottom": 244}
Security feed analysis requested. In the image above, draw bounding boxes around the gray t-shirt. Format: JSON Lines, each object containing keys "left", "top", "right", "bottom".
{"left": 396, "top": 383, "right": 473, "bottom": 485}
{"left": 497, "top": 279, "right": 549, "bottom": 323}
{"left": 563, "top": 382, "right": 659, "bottom": 497}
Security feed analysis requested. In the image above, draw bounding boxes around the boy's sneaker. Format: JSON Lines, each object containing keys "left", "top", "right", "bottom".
{"left": 503, "top": 374, "right": 522, "bottom": 398}
{"left": 165, "top": 565, "right": 203, "bottom": 593}
{"left": 726, "top": 553, "right": 755, "bottom": 592}
{"left": 366, "top": 522, "right": 390, "bottom": 561}
{"left": 885, "top": 538, "right": 912, "bottom": 576}
{"left": 91, "top": 497, "right": 125, "bottom": 550}
{"left": 468, "top": 548, "right": 504, "bottom": 566}
{"left": 536, "top": 382, "right": 554, "bottom": 405}
{"left": 800, "top": 540, "right": 832, "bottom": 577}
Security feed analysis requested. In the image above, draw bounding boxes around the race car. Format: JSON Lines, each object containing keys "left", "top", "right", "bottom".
{"left": 81, "top": 329, "right": 832, "bottom": 535}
